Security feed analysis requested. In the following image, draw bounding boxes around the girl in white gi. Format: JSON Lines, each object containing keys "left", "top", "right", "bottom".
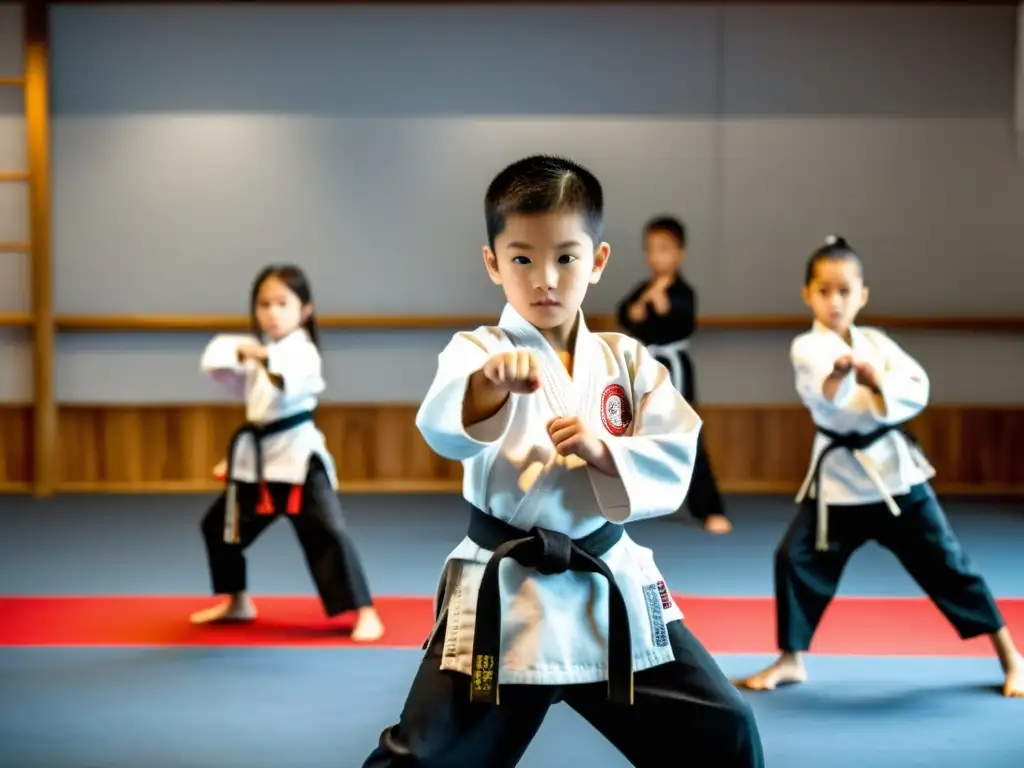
{"left": 738, "top": 236, "right": 1022, "bottom": 697}
{"left": 362, "top": 156, "right": 763, "bottom": 767}
{"left": 190, "top": 265, "right": 384, "bottom": 643}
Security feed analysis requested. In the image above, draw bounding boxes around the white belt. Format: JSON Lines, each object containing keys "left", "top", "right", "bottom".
{"left": 647, "top": 339, "right": 691, "bottom": 393}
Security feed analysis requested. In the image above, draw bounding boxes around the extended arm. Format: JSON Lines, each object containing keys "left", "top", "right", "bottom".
{"left": 200, "top": 334, "right": 259, "bottom": 398}
{"left": 415, "top": 331, "right": 515, "bottom": 461}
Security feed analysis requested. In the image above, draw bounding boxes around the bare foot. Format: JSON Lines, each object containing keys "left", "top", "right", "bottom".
{"left": 1002, "top": 657, "right": 1024, "bottom": 698}
{"left": 350, "top": 606, "right": 385, "bottom": 642}
{"left": 736, "top": 653, "right": 807, "bottom": 691}
{"left": 990, "top": 627, "right": 1024, "bottom": 697}
{"left": 703, "top": 514, "right": 733, "bottom": 535}
{"left": 190, "top": 593, "right": 257, "bottom": 624}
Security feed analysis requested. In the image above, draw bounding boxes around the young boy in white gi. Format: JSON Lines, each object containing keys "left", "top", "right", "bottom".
{"left": 362, "top": 155, "right": 764, "bottom": 766}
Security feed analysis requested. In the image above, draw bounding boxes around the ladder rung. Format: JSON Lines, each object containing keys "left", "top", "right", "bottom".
{"left": 0, "top": 76, "right": 25, "bottom": 87}
{"left": 0, "top": 172, "right": 29, "bottom": 182}
{"left": 0, "top": 242, "right": 30, "bottom": 253}
{"left": 0, "top": 312, "right": 33, "bottom": 327}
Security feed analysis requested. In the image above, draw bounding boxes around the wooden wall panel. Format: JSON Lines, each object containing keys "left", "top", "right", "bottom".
{"left": 0, "top": 403, "right": 1020, "bottom": 495}
{"left": 0, "top": 405, "right": 32, "bottom": 492}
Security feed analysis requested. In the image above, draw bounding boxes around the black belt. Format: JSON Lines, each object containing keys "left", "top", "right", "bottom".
{"left": 222, "top": 410, "right": 316, "bottom": 543}
{"left": 807, "top": 422, "right": 918, "bottom": 550}
{"left": 813, "top": 422, "right": 917, "bottom": 481}
{"left": 466, "top": 505, "right": 634, "bottom": 706}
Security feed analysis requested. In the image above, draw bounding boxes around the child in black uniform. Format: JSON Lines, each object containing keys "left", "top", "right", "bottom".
{"left": 617, "top": 216, "right": 731, "bottom": 534}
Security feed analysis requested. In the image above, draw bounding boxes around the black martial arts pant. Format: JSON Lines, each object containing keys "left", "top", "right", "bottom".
{"left": 655, "top": 350, "right": 726, "bottom": 523}
{"left": 199, "top": 456, "right": 374, "bottom": 617}
{"left": 775, "top": 482, "right": 1005, "bottom": 652}
{"left": 362, "top": 618, "right": 764, "bottom": 767}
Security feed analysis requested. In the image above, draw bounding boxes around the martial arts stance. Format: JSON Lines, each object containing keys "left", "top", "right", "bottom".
{"left": 738, "top": 236, "right": 1022, "bottom": 697}
{"left": 617, "top": 216, "right": 731, "bottom": 534}
{"left": 190, "top": 265, "right": 384, "bottom": 643}
{"left": 363, "top": 156, "right": 763, "bottom": 766}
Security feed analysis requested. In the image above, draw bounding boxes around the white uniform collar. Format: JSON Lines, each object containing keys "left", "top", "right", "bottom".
{"left": 267, "top": 327, "right": 310, "bottom": 348}
{"left": 811, "top": 319, "right": 865, "bottom": 347}
{"left": 497, "top": 303, "right": 595, "bottom": 419}
{"left": 498, "top": 303, "right": 589, "bottom": 352}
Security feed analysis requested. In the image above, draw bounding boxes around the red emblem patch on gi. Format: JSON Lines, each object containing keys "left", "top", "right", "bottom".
{"left": 600, "top": 384, "right": 632, "bottom": 436}
{"left": 656, "top": 580, "right": 672, "bottom": 611}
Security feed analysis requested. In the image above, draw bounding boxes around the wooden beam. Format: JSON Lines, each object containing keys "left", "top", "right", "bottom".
{"left": 24, "top": 0, "right": 54, "bottom": 498}
{"left": 50, "top": 312, "right": 1024, "bottom": 334}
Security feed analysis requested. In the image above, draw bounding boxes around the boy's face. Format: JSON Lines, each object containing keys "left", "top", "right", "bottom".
{"left": 483, "top": 212, "right": 610, "bottom": 332}
{"left": 644, "top": 229, "right": 684, "bottom": 276}
{"left": 801, "top": 258, "right": 869, "bottom": 335}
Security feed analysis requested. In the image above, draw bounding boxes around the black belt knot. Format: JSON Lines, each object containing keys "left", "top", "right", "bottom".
{"left": 224, "top": 409, "right": 316, "bottom": 483}
{"left": 465, "top": 506, "right": 634, "bottom": 707}
{"left": 518, "top": 527, "right": 573, "bottom": 575}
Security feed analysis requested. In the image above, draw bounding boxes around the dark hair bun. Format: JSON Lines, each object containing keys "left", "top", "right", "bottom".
{"left": 824, "top": 234, "right": 848, "bottom": 248}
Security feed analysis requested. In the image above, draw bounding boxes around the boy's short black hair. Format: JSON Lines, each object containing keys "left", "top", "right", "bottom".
{"left": 805, "top": 235, "right": 862, "bottom": 285}
{"left": 484, "top": 155, "right": 603, "bottom": 250}
{"left": 643, "top": 215, "right": 686, "bottom": 248}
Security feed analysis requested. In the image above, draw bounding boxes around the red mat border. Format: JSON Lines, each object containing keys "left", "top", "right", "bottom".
{"left": 2, "top": 594, "right": 1021, "bottom": 657}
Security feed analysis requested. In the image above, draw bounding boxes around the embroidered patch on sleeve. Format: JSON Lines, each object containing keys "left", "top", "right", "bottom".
{"left": 600, "top": 384, "right": 633, "bottom": 436}
{"left": 642, "top": 583, "right": 670, "bottom": 648}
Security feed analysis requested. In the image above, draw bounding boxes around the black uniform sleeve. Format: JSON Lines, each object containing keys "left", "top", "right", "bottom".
{"left": 616, "top": 281, "right": 650, "bottom": 337}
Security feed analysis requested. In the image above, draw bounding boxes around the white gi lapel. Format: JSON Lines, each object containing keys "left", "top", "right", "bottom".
{"left": 497, "top": 306, "right": 596, "bottom": 519}
{"left": 498, "top": 304, "right": 578, "bottom": 418}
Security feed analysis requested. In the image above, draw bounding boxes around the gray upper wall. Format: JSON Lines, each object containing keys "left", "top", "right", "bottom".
{"left": 40, "top": 4, "right": 1023, "bottom": 317}
{"left": 50, "top": 5, "right": 1013, "bottom": 118}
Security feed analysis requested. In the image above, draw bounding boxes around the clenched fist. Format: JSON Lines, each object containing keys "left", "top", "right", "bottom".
{"left": 482, "top": 350, "right": 542, "bottom": 395}
{"left": 548, "top": 416, "right": 600, "bottom": 463}
{"left": 547, "top": 416, "right": 616, "bottom": 476}
{"left": 853, "top": 361, "right": 880, "bottom": 392}
{"left": 829, "top": 354, "right": 854, "bottom": 380}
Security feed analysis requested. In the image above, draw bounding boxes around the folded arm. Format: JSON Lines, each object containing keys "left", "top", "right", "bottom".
{"left": 791, "top": 335, "right": 860, "bottom": 412}
{"left": 863, "top": 331, "right": 929, "bottom": 424}
{"left": 261, "top": 339, "right": 325, "bottom": 397}
{"left": 588, "top": 343, "right": 701, "bottom": 524}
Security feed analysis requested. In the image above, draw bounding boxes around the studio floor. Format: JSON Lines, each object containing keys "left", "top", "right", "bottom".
{"left": 1, "top": 493, "right": 1022, "bottom": 767}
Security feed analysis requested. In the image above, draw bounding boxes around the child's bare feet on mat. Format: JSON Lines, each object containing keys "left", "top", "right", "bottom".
{"left": 736, "top": 652, "right": 807, "bottom": 691}
{"left": 703, "top": 514, "right": 732, "bottom": 535}
{"left": 190, "top": 593, "right": 257, "bottom": 624}
{"left": 991, "top": 627, "right": 1024, "bottom": 697}
{"left": 1003, "top": 663, "right": 1024, "bottom": 698}
{"left": 350, "top": 606, "right": 385, "bottom": 642}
